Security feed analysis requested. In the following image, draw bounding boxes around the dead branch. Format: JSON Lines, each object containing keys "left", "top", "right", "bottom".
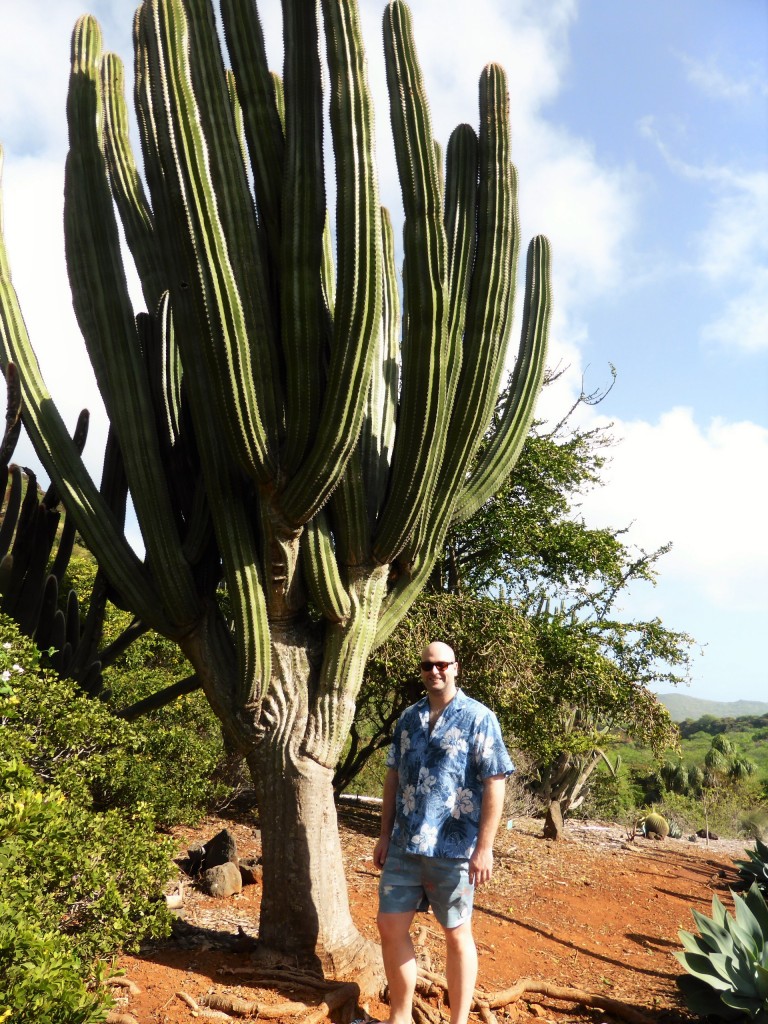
{"left": 177, "top": 992, "right": 200, "bottom": 1010}
{"left": 412, "top": 993, "right": 443, "bottom": 1024}
{"left": 302, "top": 983, "right": 359, "bottom": 1024}
{"left": 414, "top": 967, "right": 655, "bottom": 1024}
{"left": 198, "top": 982, "right": 358, "bottom": 1022}
{"left": 475, "top": 1002, "right": 497, "bottom": 1024}
{"left": 483, "top": 979, "right": 656, "bottom": 1023}
{"left": 106, "top": 977, "right": 141, "bottom": 996}
{"left": 216, "top": 967, "right": 351, "bottom": 991}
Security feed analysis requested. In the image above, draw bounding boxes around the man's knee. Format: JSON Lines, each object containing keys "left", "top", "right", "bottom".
{"left": 377, "top": 910, "right": 415, "bottom": 942}
{"left": 442, "top": 919, "right": 474, "bottom": 951}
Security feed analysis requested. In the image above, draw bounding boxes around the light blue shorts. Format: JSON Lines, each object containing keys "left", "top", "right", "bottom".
{"left": 378, "top": 845, "right": 475, "bottom": 929}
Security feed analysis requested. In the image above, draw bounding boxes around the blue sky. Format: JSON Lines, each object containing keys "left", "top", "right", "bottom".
{"left": 0, "top": 1, "right": 766, "bottom": 702}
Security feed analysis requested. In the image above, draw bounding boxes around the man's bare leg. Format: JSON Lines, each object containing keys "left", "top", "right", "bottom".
{"left": 377, "top": 910, "right": 417, "bottom": 1024}
{"left": 443, "top": 921, "right": 478, "bottom": 1024}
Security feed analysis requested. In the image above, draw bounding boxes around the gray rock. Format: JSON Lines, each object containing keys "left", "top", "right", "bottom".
{"left": 204, "top": 861, "right": 243, "bottom": 898}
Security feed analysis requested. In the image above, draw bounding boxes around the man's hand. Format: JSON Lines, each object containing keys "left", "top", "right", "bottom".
{"left": 373, "top": 835, "right": 390, "bottom": 870}
{"left": 468, "top": 845, "right": 493, "bottom": 886}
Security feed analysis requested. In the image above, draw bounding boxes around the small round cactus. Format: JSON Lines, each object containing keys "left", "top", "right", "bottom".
{"left": 643, "top": 812, "right": 670, "bottom": 838}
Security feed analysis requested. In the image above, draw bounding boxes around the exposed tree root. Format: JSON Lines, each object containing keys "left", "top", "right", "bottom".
{"left": 415, "top": 967, "right": 657, "bottom": 1024}
{"left": 177, "top": 981, "right": 359, "bottom": 1021}
{"left": 106, "top": 977, "right": 142, "bottom": 996}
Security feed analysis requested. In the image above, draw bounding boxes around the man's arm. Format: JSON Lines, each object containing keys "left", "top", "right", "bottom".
{"left": 468, "top": 774, "right": 507, "bottom": 885}
{"left": 373, "top": 767, "right": 399, "bottom": 869}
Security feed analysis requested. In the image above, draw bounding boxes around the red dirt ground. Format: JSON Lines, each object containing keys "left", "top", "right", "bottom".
{"left": 113, "top": 806, "right": 746, "bottom": 1024}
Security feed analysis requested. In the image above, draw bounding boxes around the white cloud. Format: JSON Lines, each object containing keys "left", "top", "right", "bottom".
{"left": 640, "top": 117, "right": 768, "bottom": 354}
{"left": 580, "top": 407, "right": 768, "bottom": 613}
{"left": 680, "top": 52, "right": 768, "bottom": 103}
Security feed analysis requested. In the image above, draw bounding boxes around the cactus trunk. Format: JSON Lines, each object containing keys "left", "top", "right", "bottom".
{"left": 0, "top": 0, "right": 552, "bottom": 977}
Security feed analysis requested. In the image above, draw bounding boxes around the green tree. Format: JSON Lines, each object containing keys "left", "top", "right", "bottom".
{"left": 343, "top": 397, "right": 691, "bottom": 838}
{"left": 0, "top": 0, "right": 551, "bottom": 976}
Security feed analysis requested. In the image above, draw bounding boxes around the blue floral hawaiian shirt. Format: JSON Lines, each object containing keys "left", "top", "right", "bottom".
{"left": 385, "top": 688, "right": 514, "bottom": 860}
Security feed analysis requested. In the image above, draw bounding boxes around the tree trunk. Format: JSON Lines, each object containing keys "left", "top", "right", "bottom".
{"left": 248, "top": 744, "right": 381, "bottom": 986}
{"left": 182, "top": 586, "right": 386, "bottom": 991}
{"left": 543, "top": 798, "right": 564, "bottom": 840}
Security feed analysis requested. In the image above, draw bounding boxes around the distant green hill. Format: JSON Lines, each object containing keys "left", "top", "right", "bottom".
{"left": 658, "top": 693, "right": 768, "bottom": 723}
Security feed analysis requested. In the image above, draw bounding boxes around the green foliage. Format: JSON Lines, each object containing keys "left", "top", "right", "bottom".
{"left": 735, "top": 840, "right": 768, "bottom": 895}
{"left": 0, "top": 613, "right": 226, "bottom": 827}
{"left": 336, "top": 592, "right": 538, "bottom": 792}
{"left": 676, "top": 884, "right": 768, "bottom": 1021}
{"left": 0, "top": 617, "right": 175, "bottom": 1021}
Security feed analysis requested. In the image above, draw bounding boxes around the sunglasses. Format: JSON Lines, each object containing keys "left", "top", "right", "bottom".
{"left": 420, "top": 660, "right": 455, "bottom": 672}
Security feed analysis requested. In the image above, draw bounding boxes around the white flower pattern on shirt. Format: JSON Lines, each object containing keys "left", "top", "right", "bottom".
{"left": 411, "top": 824, "right": 438, "bottom": 852}
{"left": 445, "top": 786, "right": 474, "bottom": 819}
{"left": 401, "top": 784, "right": 416, "bottom": 815}
{"left": 385, "top": 689, "right": 513, "bottom": 859}
{"left": 440, "top": 727, "right": 468, "bottom": 758}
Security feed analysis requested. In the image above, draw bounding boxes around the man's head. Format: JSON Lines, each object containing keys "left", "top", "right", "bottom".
{"left": 420, "top": 640, "right": 459, "bottom": 705}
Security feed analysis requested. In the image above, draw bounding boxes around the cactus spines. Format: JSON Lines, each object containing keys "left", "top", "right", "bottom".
{"left": 0, "top": 0, "right": 551, "bottom": 970}
{"left": 643, "top": 812, "right": 670, "bottom": 838}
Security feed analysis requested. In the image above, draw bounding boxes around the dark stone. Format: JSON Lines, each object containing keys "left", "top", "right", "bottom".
{"left": 696, "top": 829, "right": 719, "bottom": 840}
{"left": 203, "top": 828, "right": 238, "bottom": 870}
{"left": 239, "top": 856, "right": 263, "bottom": 885}
{"left": 177, "top": 841, "right": 205, "bottom": 877}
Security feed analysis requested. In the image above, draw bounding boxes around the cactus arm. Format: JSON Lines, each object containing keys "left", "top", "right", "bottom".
{"left": 219, "top": 0, "right": 285, "bottom": 267}
{"left": 0, "top": 465, "right": 22, "bottom": 560}
{"left": 303, "top": 562, "right": 389, "bottom": 767}
{"left": 300, "top": 510, "right": 351, "bottom": 623}
{"left": 65, "top": 16, "right": 200, "bottom": 628}
{"left": 372, "top": 0, "right": 448, "bottom": 564}
{"left": 437, "top": 65, "right": 518, "bottom": 494}
{"left": 226, "top": 70, "right": 249, "bottom": 172}
{"left": 136, "top": 0, "right": 277, "bottom": 485}
{"left": 184, "top": 0, "right": 283, "bottom": 457}
{"left": 100, "top": 51, "right": 164, "bottom": 312}
{"left": 0, "top": 146, "right": 171, "bottom": 628}
{"left": 279, "top": 0, "right": 383, "bottom": 525}
{"left": 453, "top": 235, "right": 551, "bottom": 522}
{"left": 272, "top": 72, "right": 286, "bottom": 131}
{"left": 0, "top": 362, "right": 22, "bottom": 466}
{"left": 443, "top": 124, "right": 479, "bottom": 401}
{"left": 321, "top": 213, "right": 336, "bottom": 318}
{"left": 279, "top": 0, "right": 328, "bottom": 476}
{"left": 329, "top": 448, "right": 371, "bottom": 567}
{"left": 360, "top": 206, "right": 399, "bottom": 527}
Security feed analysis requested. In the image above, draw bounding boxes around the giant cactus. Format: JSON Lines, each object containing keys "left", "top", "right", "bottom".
{"left": 0, "top": 0, "right": 551, "bottom": 974}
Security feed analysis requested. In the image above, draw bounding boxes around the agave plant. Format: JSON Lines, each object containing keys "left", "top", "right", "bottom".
{"left": 676, "top": 883, "right": 768, "bottom": 1021}
{"left": 734, "top": 840, "right": 768, "bottom": 895}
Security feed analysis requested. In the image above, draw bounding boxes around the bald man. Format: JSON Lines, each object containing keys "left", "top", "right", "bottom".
{"left": 373, "top": 641, "right": 513, "bottom": 1024}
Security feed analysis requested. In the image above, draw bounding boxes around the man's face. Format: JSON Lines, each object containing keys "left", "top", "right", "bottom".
{"left": 420, "top": 641, "right": 459, "bottom": 701}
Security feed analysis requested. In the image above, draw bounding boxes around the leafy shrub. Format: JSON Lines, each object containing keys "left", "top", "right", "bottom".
{"left": 0, "top": 618, "right": 227, "bottom": 828}
{"left": 0, "top": 909, "right": 110, "bottom": 1024}
{"left": 0, "top": 617, "right": 176, "bottom": 1021}
{"left": 579, "top": 765, "right": 644, "bottom": 821}
{"left": 104, "top": 662, "right": 236, "bottom": 825}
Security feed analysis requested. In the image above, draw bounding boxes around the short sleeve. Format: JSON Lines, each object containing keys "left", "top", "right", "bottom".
{"left": 472, "top": 709, "right": 514, "bottom": 779}
{"left": 386, "top": 717, "right": 402, "bottom": 770}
